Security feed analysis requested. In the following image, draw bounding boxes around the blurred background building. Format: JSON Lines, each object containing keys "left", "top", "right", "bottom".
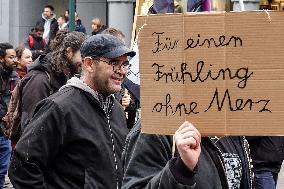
{"left": 0, "top": 0, "right": 135, "bottom": 47}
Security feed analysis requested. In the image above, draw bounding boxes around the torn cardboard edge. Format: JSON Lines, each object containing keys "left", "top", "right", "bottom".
{"left": 137, "top": 11, "right": 284, "bottom": 136}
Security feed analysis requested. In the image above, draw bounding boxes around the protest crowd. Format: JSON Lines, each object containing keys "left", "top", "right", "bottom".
{"left": 0, "top": 0, "right": 283, "bottom": 189}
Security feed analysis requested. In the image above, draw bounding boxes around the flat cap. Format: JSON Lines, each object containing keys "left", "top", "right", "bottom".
{"left": 81, "top": 34, "right": 136, "bottom": 59}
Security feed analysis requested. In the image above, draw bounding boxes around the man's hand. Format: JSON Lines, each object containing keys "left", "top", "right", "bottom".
{"left": 121, "top": 89, "right": 131, "bottom": 108}
{"left": 174, "top": 121, "right": 201, "bottom": 171}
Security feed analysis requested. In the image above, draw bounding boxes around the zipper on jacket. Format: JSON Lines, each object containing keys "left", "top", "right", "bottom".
{"left": 104, "top": 105, "right": 120, "bottom": 189}
{"left": 242, "top": 137, "right": 253, "bottom": 189}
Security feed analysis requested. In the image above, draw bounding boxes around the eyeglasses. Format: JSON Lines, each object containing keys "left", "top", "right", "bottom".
{"left": 94, "top": 57, "right": 130, "bottom": 72}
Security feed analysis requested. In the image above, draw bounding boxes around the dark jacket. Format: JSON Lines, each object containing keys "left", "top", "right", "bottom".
{"left": 91, "top": 25, "right": 107, "bottom": 36}
{"left": 0, "top": 66, "right": 19, "bottom": 136}
{"left": 247, "top": 136, "right": 284, "bottom": 173}
{"left": 36, "top": 15, "right": 58, "bottom": 42}
{"left": 75, "top": 19, "right": 86, "bottom": 34}
{"left": 9, "top": 77, "right": 129, "bottom": 189}
{"left": 24, "top": 32, "right": 46, "bottom": 60}
{"left": 20, "top": 54, "right": 67, "bottom": 130}
{"left": 114, "top": 82, "right": 138, "bottom": 129}
{"left": 122, "top": 121, "right": 253, "bottom": 189}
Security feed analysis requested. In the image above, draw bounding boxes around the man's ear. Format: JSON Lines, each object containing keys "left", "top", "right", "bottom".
{"left": 66, "top": 47, "right": 73, "bottom": 58}
{"left": 0, "top": 56, "right": 4, "bottom": 63}
{"left": 82, "top": 57, "right": 95, "bottom": 73}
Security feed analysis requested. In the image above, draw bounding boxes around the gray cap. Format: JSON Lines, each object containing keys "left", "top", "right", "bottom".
{"left": 81, "top": 34, "right": 136, "bottom": 59}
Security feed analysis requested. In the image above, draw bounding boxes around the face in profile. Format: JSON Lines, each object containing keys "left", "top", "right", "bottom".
{"left": 58, "top": 17, "right": 65, "bottom": 26}
{"left": 18, "top": 49, "right": 32, "bottom": 70}
{"left": 4, "top": 49, "right": 17, "bottom": 70}
{"left": 68, "top": 49, "right": 83, "bottom": 76}
{"left": 91, "top": 19, "right": 101, "bottom": 31}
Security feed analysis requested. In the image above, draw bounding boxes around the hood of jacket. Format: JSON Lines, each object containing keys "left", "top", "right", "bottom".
{"left": 42, "top": 13, "right": 56, "bottom": 21}
{"left": 60, "top": 77, "right": 100, "bottom": 103}
{"left": 59, "top": 77, "right": 115, "bottom": 110}
{"left": 29, "top": 32, "right": 44, "bottom": 41}
{"left": 27, "top": 54, "right": 50, "bottom": 73}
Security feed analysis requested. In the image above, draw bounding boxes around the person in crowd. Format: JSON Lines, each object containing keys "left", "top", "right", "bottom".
{"left": 23, "top": 25, "right": 46, "bottom": 61}
{"left": 122, "top": 120, "right": 253, "bottom": 189}
{"left": 65, "top": 9, "right": 69, "bottom": 24}
{"left": 247, "top": 137, "right": 284, "bottom": 189}
{"left": 102, "top": 27, "right": 126, "bottom": 43}
{"left": 36, "top": 4, "right": 58, "bottom": 43}
{"left": 0, "top": 43, "right": 18, "bottom": 188}
{"left": 74, "top": 12, "right": 86, "bottom": 34}
{"left": 57, "top": 15, "right": 68, "bottom": 31}
{"left": 2, "top": 47, "right": 32, "bottom": 148}
{"left": 91, "top": 17, "right": 107, "bottom": 35}
{"left": 19, "top": 31, "right": 85, "bottom": 132}
{"left": 102, "top": 27, "right": 139, "bottom": 128}
{"left": 14, "top": 47, "right": 33, "bottom": 79}
{"left": 9, "top": 34, "right": 135, "bottom": 188}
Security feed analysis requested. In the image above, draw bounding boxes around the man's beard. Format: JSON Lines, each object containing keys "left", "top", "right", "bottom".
{"left": 67, "top": 58, "right": 81, "bottom": 78}
{"left": 1, "top": 63, "right": 13, "bottom": 79}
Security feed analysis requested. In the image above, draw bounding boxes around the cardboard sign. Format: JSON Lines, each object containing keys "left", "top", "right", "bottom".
{"left": 137, "top": 11, "right": 284, "bottom": 136}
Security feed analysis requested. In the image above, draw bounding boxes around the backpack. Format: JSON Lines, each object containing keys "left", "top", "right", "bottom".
{"left": 2, "top": 71, "right": 50, "bottom": 143}
{"left": 28, "top": 35, "right": 46, "bottom": 49}
{"left": 2, "top": 79, "right": 23, "bottom": 142}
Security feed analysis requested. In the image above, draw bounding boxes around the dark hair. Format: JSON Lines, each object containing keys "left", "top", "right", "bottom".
{"left": 45, "top": 4, "right": 54, "bottom": 12}
{"left": 102, "top": 27, "right": 125, "bottom": 39}
{"left": 15, "top": 46, "right": 26, "bottom": 59}
{"left": 49, "top": 31, "right": 86, "bottom": 74}
{"left": 0, "top": 43, "right": 13, "bottom": 58}
{"left": 47, "top": 29, "right": 69, "bottom": 53}
{"left": 34, "top": 25, "right": 44, "bottom": 32}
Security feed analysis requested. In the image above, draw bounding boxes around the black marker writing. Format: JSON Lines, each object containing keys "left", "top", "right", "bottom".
{"left": 152, "top": 93, "right": 199, "bottom": 116}
{"left": 185, "top": 34, "right": 242, "bottom": 50}
{"left": 152, "top": 32, "right": 179, "bottom": 54}
{"left": 204, "top": 88, "right": 272, "bottom": 113}
{"left": 152, "top": 61, "right": 253, "bottom": 89}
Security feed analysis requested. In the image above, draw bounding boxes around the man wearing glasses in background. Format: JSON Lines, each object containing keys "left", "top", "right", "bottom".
{"left": 8, "top": 34, "right": 135, "bottom": 189}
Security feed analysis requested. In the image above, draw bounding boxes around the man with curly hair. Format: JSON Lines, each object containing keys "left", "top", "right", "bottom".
{"left": 18, "top": 31, "right": 86, "bottom": 132}
{"left": 0, "top": 43, "right": 18, "bottom": 188}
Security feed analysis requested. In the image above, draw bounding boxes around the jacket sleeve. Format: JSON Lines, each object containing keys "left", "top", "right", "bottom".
{"left": 121, "top": 121, "right": 196, "bottom": 189}
{"left": 8, "top": 99, "right": 65, "bottom": 189}
{"left": 21, "top": 72, "right": 51, "bottom": 129}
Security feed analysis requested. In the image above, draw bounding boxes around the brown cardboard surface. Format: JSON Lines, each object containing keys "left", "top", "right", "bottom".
{"left": 137, "top": 11, "right": 284, "bottom": 136}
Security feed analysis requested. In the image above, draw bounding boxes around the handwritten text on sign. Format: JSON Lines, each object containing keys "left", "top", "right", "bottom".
{"left": 138, "top": 13, "right": 284, "bottom": 136}
{"left": 151, "top": 32, "right": 271, "bottom": 116}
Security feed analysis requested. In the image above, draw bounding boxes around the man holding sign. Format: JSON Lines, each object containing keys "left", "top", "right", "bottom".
{"left": 122, "top": 121, "right": 252, "bottom": 189}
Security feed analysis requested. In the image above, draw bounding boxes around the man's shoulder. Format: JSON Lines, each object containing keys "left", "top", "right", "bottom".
{"left": 24, "top": 69, "right": 49, "bottom": 85}
{"left": 48, "top": 87, "right": 83, "bottom": 106}
{"left": 36, "top": 18, "right": 45, "bottom": 25}
{"left": 10, "top": 71, "right": 19, "bottom": 81}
